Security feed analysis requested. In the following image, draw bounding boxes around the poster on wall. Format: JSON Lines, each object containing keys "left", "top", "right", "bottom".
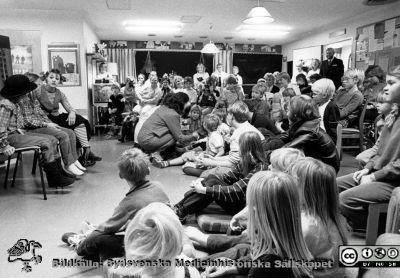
{"left": 48, "top": 44, "right": 80, "bottom": 86}
{"left": 11, "top": 45, "right": 33, "bottom": 74}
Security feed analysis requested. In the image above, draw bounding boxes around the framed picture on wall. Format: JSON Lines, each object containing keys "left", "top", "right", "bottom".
{"left": 11, "top": 45, "right": 33, "bottom": 74}
{"left": 48, "top": 44, "right": 80, "bottom": 86}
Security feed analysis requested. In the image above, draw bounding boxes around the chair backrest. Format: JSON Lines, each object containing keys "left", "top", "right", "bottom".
{"left": 336, "top": 123, "right": 342, "bottom": 161}
{"left": 374, "top": 114, "right": 383, "bottom": 141}
{"left": 357, "top": 98, "right": 368, "bottom": 133}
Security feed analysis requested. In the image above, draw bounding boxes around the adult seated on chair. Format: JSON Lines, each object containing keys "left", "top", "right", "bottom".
{"left": 137, "top": 92, "right": 197, "bottom": 160}
{"left": 0, "top": 75, "right": 74, "bottom": 187}
{"left": 333, "top": 68, "right": 364, "bottom": 128}
{"left": 337, "top": 65, "right": 400, "bottom": 232}
{"left": 263, "top": 95, "right": 340, "bottom": 172}
{"left": 183, "top": 101, "right": 265, "bottom": 177}
{"left": 311, "top": 78, "right": 340, "bottom": 143}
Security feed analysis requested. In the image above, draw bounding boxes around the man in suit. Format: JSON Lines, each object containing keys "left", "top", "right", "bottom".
{"left": 320, "top": 48, "right": 344, "bottom": 89}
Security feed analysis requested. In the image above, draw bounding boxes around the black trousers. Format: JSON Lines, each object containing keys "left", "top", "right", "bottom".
{"left": 176, "top": 175, "right": 245, "bottom": 216}
{"left": 76, "top": 230, "right": 124, "bottom": 262}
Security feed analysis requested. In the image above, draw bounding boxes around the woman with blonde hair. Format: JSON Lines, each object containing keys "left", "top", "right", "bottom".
{"left": 204, "top": 171, "right": 313, "bottom": 278}
{"left": 122, "top": 202, "right": 200, "bottom": 278}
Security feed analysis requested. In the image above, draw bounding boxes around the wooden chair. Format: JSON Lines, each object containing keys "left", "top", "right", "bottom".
{"left": 366, "top": 203, "right": 388, "bottom": 245}
{"left": 341, "top": 99, "right": 368, "bottom": 154}
{"left": 336, "top": 123, "right": 342, "bottom": 161}
{"left": 1, "top": 146, "right": 47, "bottom": 200}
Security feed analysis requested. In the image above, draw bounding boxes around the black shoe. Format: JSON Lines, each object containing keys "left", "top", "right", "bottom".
{"left": 78, "top": 156, "right": 96, "bottom": 167}
{"left": 54, "top": 158, "right": 76, "bottom": 179}
{"left": 118, "top": 137, "right": 125, "bottom": 143}
{"left": 173, "top": 205, "right": 187, "bottom": 224}
{"left": 43, "top": 161, "right": 74, "bottom": 188}
{"left": 88, "top": 152, "right": 102, "bottom": 161}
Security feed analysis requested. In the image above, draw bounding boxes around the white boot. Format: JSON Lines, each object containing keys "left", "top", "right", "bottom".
{"left": 68, "top": 163, "right": 84, "bottom": 176}
{"left": 74, "top": 160, "right": 87, "bottom": 171}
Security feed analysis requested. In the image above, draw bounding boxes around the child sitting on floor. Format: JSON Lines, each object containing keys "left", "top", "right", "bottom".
{"left": 197, "top": 84, "right": 217, "bottom": 115}
{"left": 245, "top": 84, "right": 270, "bottom": 115}
{"left": 183, "top": 76, "right": 198, "bottom": 104}
{"left": 153, "top": 113, "right": 224, "bottom": 169}
{"left": 181, "top": 105, "right": 203, "bottom": 136}
{"left": 213, "top": 108, "right": 231, "bottom": 144}
{"left": 61, "top": 148, "right": 169, "bottom": 261}
{"left": 272, "top": 87, "right": 296, "bottom": 132}
{"left": 106, "top": 203, "right": 201, "bottom": 278}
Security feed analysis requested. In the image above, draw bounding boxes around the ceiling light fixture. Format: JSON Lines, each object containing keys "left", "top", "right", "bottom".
{"left": 201, "top": 24, "right": 219, "bottom": 54}
{"left": 236, "top": 24, "right": 290, "bottom": 38}
{"left": 123, "top": 20, "right": 183, "bottom": 34}
{"left": 238, "top": 30, "right": 288, "bottom": 37}
{"left": 125, "top": 26, "right": 181, "bottom": 33}
{"left": 243, "top": 0, "right": 274, "bottom": 24}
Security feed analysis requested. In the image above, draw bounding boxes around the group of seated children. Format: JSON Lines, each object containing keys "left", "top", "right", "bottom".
{"left": 62, "top": 146, "right": 346, "bottom": 278}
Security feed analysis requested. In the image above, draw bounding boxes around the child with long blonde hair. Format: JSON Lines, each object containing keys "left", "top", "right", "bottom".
{"left": 290, "top": 157, "right": 347, "bottom": 278}
{"left": 204, "top": 171, "right": 313, "bottom": 278}
{"left": 120, "top": 202, "right": 200, "bottom": 278}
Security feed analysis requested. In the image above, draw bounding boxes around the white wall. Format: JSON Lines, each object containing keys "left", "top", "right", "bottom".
{"left": 282, "top": 5, "right": 400, "bottom": 67}
{"left": 0, "top": 9, "right": 100, "bottom": 111}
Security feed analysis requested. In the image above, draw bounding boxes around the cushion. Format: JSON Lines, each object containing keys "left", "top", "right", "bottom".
{"left": 197, "top": 202, "right": 232, "bottom": 233}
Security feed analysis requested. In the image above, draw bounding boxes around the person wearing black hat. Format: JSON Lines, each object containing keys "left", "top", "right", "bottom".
{"left": 0, "top": 74, "right": 74, "bottom": 187}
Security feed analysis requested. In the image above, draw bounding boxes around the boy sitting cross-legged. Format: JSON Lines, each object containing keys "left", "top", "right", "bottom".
{"left": 61, "top": 148, "right": 170, "bottom": 261}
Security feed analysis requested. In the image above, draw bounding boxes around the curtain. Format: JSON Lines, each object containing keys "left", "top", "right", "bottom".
{"left": 105, "top": 48, "right": 136, "bottom": 84}
{"left": 213, "top": 50, "right": 233, "bottom": 74}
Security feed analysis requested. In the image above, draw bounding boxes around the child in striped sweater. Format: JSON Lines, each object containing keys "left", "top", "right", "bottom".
{"left": 173, "top": 131, "right": 268, "bottom": 223}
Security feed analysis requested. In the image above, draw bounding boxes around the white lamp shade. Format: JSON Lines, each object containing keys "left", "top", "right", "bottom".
{"left": 243, "top": 6, "right": 274, "bottom": 24}
{"left": 107, "top": 62, "right": 119, "bottom": 76}
{"left": 201, "top": 42, "right": 220, "bottom": 54}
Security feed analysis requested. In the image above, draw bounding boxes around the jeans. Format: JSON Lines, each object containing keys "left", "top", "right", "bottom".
{"left": 29, "top": 127, "right": 78, "bottom": 166}
{"left": 7, "top": 132, "right": 59, "bottom": 163}
{"left": 337, "top": 173, "right": 398, "bottom": 229}
{"left": 76, "top": 230, "right": 124, "bottom": 262}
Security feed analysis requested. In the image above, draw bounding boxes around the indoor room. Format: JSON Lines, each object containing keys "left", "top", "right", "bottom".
{"left": 1, "top": 0, "right": 400, "bottom": 277}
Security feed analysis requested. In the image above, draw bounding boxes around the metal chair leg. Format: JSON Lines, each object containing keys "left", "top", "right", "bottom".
{"left": 36, "top": 150, "right": 47, "bottom": 200}
{"left": 11, "top": 152, "right": 21, "bottom": 188}
{"left": 32, "top": 151, "right": 38, "bottom": 175}
{"left": 4, "top": 156, "right": 11, "bottom": 189}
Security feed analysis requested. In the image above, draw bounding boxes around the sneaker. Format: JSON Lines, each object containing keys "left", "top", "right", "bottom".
{"left": 61, "top": 232, "right": 85, "bottom": 249}
{"left": 150, "top": 152, "right": 163, "bottom": 163}
{"left": 152, "top": 159, "right": 169, "bottom": 168}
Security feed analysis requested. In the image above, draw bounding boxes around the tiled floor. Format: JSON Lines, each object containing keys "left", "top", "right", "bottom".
{"left": 0, "top": 137, "right": 363, "bottom": 278}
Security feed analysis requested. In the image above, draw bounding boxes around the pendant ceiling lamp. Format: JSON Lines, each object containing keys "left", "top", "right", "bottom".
{"left": 201, "top": 24, "right": 219, "bottom": 54}
{"left": 243, "top": 0, "right": 274, "bottom": 24}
